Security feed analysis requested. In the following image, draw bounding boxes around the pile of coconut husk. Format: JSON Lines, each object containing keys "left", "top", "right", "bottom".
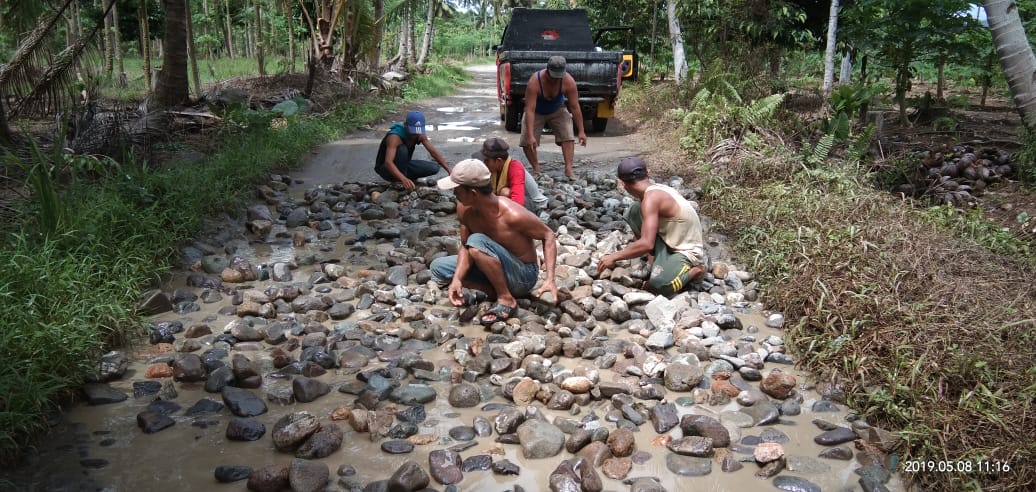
{"left": 890, "top": 144, "right": 1016, "bottom": 207}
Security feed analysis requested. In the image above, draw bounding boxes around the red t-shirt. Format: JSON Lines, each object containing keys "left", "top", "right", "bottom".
{"left": 505, "top": 159, "right": 526, "bottom": 205}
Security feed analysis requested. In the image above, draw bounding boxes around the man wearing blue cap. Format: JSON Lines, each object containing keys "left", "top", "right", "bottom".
{"left": 375, "top": 111, "right": 451, "bottom": 190}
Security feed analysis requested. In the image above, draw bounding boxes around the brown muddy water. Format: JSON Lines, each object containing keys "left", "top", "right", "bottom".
{"left": 1, "top": 230, "right": 904, "bottom": 492}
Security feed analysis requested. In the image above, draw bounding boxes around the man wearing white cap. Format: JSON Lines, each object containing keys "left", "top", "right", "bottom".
{"left": 597, "top": 157, "right": 706, "bottom": 297}
{"left": 430, "top": 159, "right": 559, "bottom": 324}
{"left": 521, "top": 55, "right": 587, "bottom": 179}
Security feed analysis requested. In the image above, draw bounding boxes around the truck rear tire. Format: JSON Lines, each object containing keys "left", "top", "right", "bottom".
{"left": 505, "top": 104, "right": 522, "bottom": 132}
{"left": 592, "top": 117, "right": 609, "bottom": 133}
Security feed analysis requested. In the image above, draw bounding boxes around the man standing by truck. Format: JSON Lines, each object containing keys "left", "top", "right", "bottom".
{"left": 521, "top": 56, "right": 587, "bottom": 179}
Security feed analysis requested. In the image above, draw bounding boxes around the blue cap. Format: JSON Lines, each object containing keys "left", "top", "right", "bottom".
{"left": 405, "top": 111, "right": 426, "bottom": 135}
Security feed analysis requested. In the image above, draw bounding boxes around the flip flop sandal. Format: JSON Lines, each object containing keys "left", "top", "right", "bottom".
{"left": 480, "top": 303, "right": 518, "bottom": 326}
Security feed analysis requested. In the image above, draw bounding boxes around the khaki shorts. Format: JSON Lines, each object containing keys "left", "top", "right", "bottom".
{"left": 521, "top": 106, "right": 575, "bottom": 147}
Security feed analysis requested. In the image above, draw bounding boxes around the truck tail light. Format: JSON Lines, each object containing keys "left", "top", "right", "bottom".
{"left": 500, "top": 63, "right": 511, "bottom": 104}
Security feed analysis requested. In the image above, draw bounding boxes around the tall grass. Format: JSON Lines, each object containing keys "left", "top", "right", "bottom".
{"left": 621, "top": 80, "right": 1036, "bottom": 492}
{"left": 0, "top": 66, "right": 468, "bottom": 463}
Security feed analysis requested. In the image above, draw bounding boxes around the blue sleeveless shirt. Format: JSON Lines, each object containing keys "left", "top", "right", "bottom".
{"left": 534, "top": 71, "right": 566, "bottom": 115}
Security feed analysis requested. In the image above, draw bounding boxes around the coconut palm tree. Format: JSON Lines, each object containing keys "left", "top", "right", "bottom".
{"left": 984, "top": 0, "right": 1036, "bottom": 128}
{"left": 156, "top": 0, "right": 191, "bottom": 107}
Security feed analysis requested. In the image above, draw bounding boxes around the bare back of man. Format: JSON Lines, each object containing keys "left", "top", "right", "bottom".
{"left": 457, "top": 198, "right": 538, "bottom": 264}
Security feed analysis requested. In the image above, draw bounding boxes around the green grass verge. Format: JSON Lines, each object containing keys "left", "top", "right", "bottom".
{"left": 0, "top": 64, "right": 470, "bottom": 463}
{"left": 621, "top": 81, "right": 1036, "bottom": 491}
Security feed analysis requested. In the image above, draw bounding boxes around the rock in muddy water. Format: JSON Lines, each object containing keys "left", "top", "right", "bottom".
{"left": 663, "top": 359, "right": 704, "bottom": 392}
{"left": 665, "top": 454, "right": 712, "bottom": 476}
{"left": 607, "top": 428, "right": 636, "bottom": 458}
{"left": 137, "top": 289, "right": 173, "bottom": 316}
{"left": 172, "top": 354, "right": 206, "bottom": 382}
{"left": 517, "top": 419, "right": 565, "bottom": 459}
{"left": 754, "top": 442, "right": 785, "bottom": 463}
{"left": 226, "top": 418, "right": 266, "bottom": 441}
{"left": 390, "top": 383, "right": 437, "bottom": 405}
{"left": 221, "top": 386, "right": 267, "bottom": 417}
{"left": 214, "top": 464, "right": 252, "bottom": 483}
{"left": 773, "top": 475, "right": 822, "bottom": 492}
{"left": 381, "top": 439, "right": 415, "bottom": 454}
{"left": 626, "top": 476, "right": 667, "bottom": 492}
{"left": 760, "top": 370, "right": 797, "bottom": 399}
{"left": 429, "top": 449, "right": 463, "bottom": 485}
{"left": 292, "top": 376, "right": 330, "bottom": 403}
{"left": 295, "top": 423, "right": 343, "bottom": 459}
{"left": 136, "top": 411, "right": 174, "bottom": 433}
{"left": 247, "top": 463, "right": 289, "bottom": 492}
{"left": 601, "top": 456, "right": 632, "bottom": 480}
{"left": 388, "top": 459, "right": 430, "bottom": 491}
{"left": 649, "top": 401, "right": 679, "bottom": 433}
{"left": 289, "top": 458, "right": 329, "bottom": 492}
{"left": 815, "top": 426, "right": 859, "bottom": 445}
{"left": 461, "top": 454, "right": 493, "bottom": 472}
{"left": 492, "top": 459, "right": 520, "bottom": 476}
{"left": 83, "top": 383, "right": 128, "bottom": 405}
{"left": 272, "top": 411, "right": 320, "bottom": 451}
{"left": 448, "top": 383, "right": 481, "bottom": 408}
{"left": 680, "top": 415, "right": 730, "bottom": 448}
{"left": 819, "top": 446, "right": 853, "bottom": 460}
{"left": 667, "top": 436, "right": 714, "bottom": 457}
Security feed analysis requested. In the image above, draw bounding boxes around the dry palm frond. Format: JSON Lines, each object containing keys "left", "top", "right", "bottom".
{"left": 3, "top": 0, "right": 110, "bottom": 119}
{"left": 0, "top": 0, "right": 74, "bottom": 91}
{"left": 10, "top": 17, "right": 108, "bottom": 119}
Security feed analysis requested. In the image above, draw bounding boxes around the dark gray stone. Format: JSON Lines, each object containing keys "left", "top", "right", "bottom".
{"left": 226, "top": 418, "right": 266, "bottom": 441}
{"left": 214, "top": 465, "right": 252, "bottom": 483}
{"left": 221, "top": 386, "right": 267, "bottom": 417}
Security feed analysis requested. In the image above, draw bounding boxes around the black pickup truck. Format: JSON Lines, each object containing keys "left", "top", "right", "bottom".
{"left": 494, "top": 8, "right": 637, "bottom": 133}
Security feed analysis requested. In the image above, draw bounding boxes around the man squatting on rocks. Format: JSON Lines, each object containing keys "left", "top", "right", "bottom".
{"left": 474, "top": 136, "right": 549, "bottom": 213}
{"left": 374, "top": 111, "right": 451, "bottom": 190}
{"left": 430, "top": 159, "right": 559, "bottom": 325}
{"left": 597, "top": 157, "right": 707, "bottom": 297}
{"left": 521, "top": 56, "right": 587, "bottom": 179}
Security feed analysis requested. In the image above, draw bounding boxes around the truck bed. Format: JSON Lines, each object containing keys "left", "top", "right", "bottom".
{"left": 500, "top": 50, "right": 621, "bottom": 99}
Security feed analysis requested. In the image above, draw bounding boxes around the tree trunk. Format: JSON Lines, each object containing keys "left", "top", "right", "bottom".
{"left": 0, "top": 98, "right": 12, "bottom": 147}
{"left": 113, "top": 0, "right": 126, "bottom": 87}
{"left": 284, "top": 0, "right": 296, "bottom": 72}
{"left": 416, "top": 0, "right": 436, "bottom": 67}
{"left": 984, "top": 0, "right": 1036, "bottom": 128}
{"left": 72, "top": 0, "right": 83, "bottom": 39}
{"left": 822, "top": 0, "right": 839, "bottom": 95}
{"left": 393, "top": 8, "right": 406, "bottom": 68}
{"left": 246, "top": 14, "right": 254, "bottom": 57}
{"left": 936, "top": 60, "right": 945, "bottom": 100}
{"left": 370, "top": 0, "right": 384, "bottom": 69}
{"left": 666, "top": 0, "right": 687, "bottom": 84}
{"left": 839, "top": 51, "right": 852, "bottom": 84}
{"left": 186, "top": 0, "right": 202, "bottom": 95}
{"left": 103, "top": 0, "right": 114, "bottom": 76}
{"left": 156, "top": 0, "right": 190, "bottom": 108}
{"left": 406, "top": 5, "right": 416, "bottom": 66}
{"left": 141, "top": 1, "right": 153, "bottom": 92}
{"left": 203, "top": 0, "right": 215, "bottom": 59}
{"left": 254, "top": 0, "right": 266, "bottom": 76}
{"left": 226, "top": 0, "right": 235, "bottom": 57}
